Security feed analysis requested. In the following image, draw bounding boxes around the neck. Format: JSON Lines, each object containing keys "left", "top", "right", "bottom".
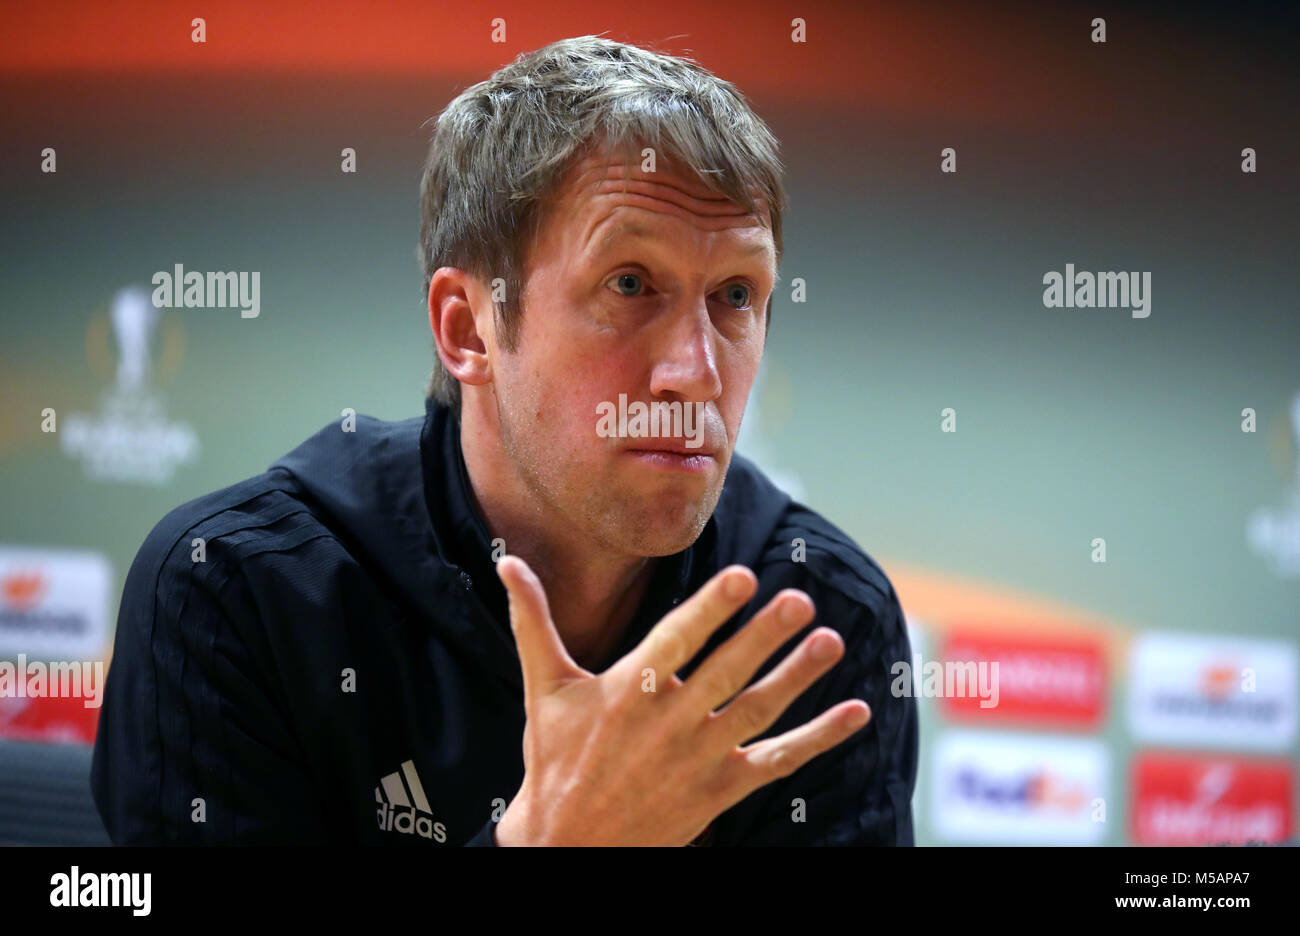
{"left": 458, "top": 406, "right": 655, "bottom": 671}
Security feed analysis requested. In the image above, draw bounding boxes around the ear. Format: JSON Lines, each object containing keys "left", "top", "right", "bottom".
{"left": 427, "top": 267, "right": 492, "bottom": 390}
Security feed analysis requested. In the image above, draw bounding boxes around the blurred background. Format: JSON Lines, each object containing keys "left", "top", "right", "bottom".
{"left": 1, "top": 0, "right": 1296, "bottom": 845}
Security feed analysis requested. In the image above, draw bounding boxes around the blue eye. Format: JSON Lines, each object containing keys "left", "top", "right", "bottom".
{"left": 604, "top": 273, "right": 753, "bottom": 310}
{"left": 724, "top": 283, "right": 752, "bottom": 310}
{"left": 608, "top": 273, "right": 645, "bottom": 297}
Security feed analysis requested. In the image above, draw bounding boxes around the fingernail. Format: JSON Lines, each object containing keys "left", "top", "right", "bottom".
{"left": 849, "top": 704, "right": 871, "bottom": 728}
{"left": 781, "top": 596, "right": 807, "bottom": 626}
{"left": 812, "top": 633, "right": 839, "bottom": 660}
{"left": 724, "top": 570, "right": 750, "bottom": 600}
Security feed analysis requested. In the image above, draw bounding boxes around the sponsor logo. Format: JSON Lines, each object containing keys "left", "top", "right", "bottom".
{"left": 60, "top": 286, "right": 199, "bottom": 485}
{"left": 0, "top": 546, "right": 111, "bottom": 661}
{"left": 0, "top": 693, "right": 99, "bottom": 745}
{"left": 1128, "top": 632, "right": 1296, "bottom": 751}
{"left": 937, "top": 629, "right": 1107, "bottom": 729}
{"left": 932, "top": 731, "right": 1107, "bottom": 844}
{"left": 374, "top": 759, "right": 447, "bottom": 842}
{"left": 1130, "top": 752, "right": 1293, "bottom": 846}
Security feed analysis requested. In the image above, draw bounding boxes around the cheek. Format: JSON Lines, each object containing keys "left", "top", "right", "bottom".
{"left": 504, "top": 350, "right": 615, "bottom": 451}
{"left": 718, "top": 349, "right": 763, "bottom": 432}
{"left": 542, "top": 338, "right": 638, "bottom": 430}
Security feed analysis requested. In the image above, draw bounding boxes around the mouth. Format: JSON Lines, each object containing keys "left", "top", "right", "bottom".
{"left": 623, "top": 444, "right": 718, "bottom": 474}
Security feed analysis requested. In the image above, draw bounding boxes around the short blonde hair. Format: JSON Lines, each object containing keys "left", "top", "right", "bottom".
{"left": 418, "top": 34, "right": 788, "bottom": 409}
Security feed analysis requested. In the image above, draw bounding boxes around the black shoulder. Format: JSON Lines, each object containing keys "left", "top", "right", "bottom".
{"left": 121, "top": 468, "right": 338, "bottom": 625}
{"left": 759, "top": 500, "right": 896, "bottom": 617}
{"left": 96, "top": 470, "right": 335, "bottom": 843}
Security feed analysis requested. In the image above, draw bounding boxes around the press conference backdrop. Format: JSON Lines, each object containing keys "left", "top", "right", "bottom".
{"left": 1, "top": 0, "right": 1297, "bottom": 846}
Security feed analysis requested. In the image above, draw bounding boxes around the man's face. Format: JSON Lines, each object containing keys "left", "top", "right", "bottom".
{"left": 487, "top": 142, "right": 776, "bottom": 558}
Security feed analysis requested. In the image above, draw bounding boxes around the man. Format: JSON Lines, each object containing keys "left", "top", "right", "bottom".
{"left": 92, "top": 35, "right": 917, "bottom": 846}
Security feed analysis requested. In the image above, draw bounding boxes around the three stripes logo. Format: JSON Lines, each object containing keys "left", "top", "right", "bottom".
{"left": 374, "top": 759, "right": 448, "bottom": 842}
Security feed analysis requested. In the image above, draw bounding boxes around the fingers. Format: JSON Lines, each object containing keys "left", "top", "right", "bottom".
{"left": 728, "top": 699, "right": 872, "bottom": 796}
{"left": 708, "top": 626, "right": 852, "bottom": 748}
{"left": 626, "top": 565, "right": 758, "bottom": 678}
{"left": 678, "top": 588, "right": 816, "bottom": 714}
{"left": 496, "top": 555, "right": 584, "bottom": 698}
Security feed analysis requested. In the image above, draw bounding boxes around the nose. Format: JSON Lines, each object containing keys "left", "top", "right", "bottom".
{"left": 647, "top": 299, "right": 723, "bottom": 403}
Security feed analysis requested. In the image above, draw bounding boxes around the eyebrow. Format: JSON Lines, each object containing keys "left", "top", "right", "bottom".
{"left": 591, "top": 223, "right": 773, "bottom": 261}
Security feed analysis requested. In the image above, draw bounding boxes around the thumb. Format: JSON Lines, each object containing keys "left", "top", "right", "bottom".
{"left": 496, "top": 555, "right": 584, "bottom": 696}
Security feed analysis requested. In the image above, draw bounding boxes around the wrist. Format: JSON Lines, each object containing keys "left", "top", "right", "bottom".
{"left": 495, "top": 792, "right": 537, "bottom": 846}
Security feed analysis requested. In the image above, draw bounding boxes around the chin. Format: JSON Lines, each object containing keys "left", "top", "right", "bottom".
{"left": 613, "top": 496, "right": 716, "bottom": 557}
{"left": 646, "top": 526, "right": 704, "bottom": 556}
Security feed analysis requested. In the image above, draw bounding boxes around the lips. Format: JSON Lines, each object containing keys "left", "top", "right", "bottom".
{"left": 624, "top": 447, "right": 716, "bottom": 474}
{"left": 624, "top": 440, "right": 720, "bottom": 458}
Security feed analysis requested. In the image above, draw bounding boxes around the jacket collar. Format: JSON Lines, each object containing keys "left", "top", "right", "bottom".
{"left": 421, "top": 396, "right": 517, "bottom": 645}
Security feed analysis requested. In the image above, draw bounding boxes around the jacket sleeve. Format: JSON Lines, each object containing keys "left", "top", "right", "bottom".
{"left": 91, "top": 529, "right": 331, "bottom": 844}
{"left": 464, "top": 819, "right": 499, "bottom": 846}
{"left": 727, "top": 582, "right": 919, "bottom": 845}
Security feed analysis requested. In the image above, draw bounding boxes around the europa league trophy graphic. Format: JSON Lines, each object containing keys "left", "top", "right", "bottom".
{"left": 61, "top": 284, "right": 198, "bottom": 483}
{"left": 109, "top": 285, "right": 160, "bottom": 399}
{"left": 97, "top": 284, "right": 171, "bottom": 429}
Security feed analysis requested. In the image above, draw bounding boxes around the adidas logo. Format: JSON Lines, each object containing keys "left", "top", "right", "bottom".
{"left": 374, "top": 759, "right": 448, "bottom": 842}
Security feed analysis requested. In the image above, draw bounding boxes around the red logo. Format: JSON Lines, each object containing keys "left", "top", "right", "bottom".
{"left": 938, "top": 629, "right": 1107, "bottom": 729}
{"left": 1199, "top": 662, "right": 1241, "bottom": 701}
{"left": 1130, "top": 752, "right": 1293, "bottom": 845}
{"left": 1, "top": 570, "right": 47, "bottom": 611}
{"left": 0, "top": 694, "right": 98, "bottom": 745}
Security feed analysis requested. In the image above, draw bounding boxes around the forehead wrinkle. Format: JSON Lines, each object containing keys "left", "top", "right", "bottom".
{"left": 579, "top": 185, "right": 767, "bottom": 255}
{"left": 593, "top": 195, "right": 765, "bottom": 243}
{"left": 592, "top": 180, "right": 758, "bottom": 228}
{"left": 557, "top": 146, "right": 773, "bottom": 250}
{"left": 567, "top": 154, "right": 765, "bottom": 219}
{"left": 569, "top": 155, "right": 727, "bottom": 200}
{"left": 595, "top": 162, "right": 738, "bottom": 202}
{"left": 595, "top": 223, "right": 772, "bottom": 261}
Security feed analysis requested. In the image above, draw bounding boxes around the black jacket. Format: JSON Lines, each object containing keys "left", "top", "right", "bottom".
{"left": 91, "top": 397, "right": 918, "bottom": 845}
